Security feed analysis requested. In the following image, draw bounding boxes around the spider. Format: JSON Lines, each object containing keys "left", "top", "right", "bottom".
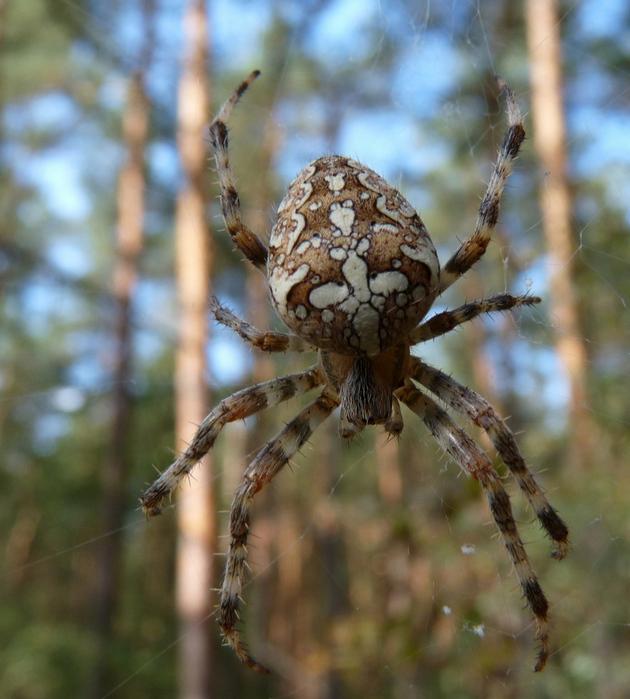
{"left": 140, "top": 70, "right": 569, "bottom": 674}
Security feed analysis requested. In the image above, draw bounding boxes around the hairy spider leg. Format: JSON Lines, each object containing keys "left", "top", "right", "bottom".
{"left": 409, "top": 358, "right": 569, "bottom": 559}
{"left": 438, "top": 81, "right": 525, "bottom": 293}
{"left": 208, "top": 70, "right": 268, "bottom": 271}
{"left": 398, "top": 384, "right": 550, "bottom": 672}
{"left": 384, "top": 396, "right": 404, "bottom": 437}
{"left": 210, "top": 296, "right": 313, "bottom": 353}
{"left": 142, "top": 69, "right": 560, "bottom": 674}
{"left": 410, "top": 293, "right": 540, "bottom": 344}
{"left": 218, "top": 390, "right": 338, "bottom": 673}
{"left": 139, "top": 367, "right": 324, "bottom": 516}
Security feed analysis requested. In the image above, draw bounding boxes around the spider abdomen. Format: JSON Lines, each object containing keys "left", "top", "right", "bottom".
{"left": 268, "top": 155, "right": 439, "bottom": 356}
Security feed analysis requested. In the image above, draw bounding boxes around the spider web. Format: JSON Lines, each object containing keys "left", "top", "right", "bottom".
{"left": 3, "top": 0, "right": 630, "bottom": 697}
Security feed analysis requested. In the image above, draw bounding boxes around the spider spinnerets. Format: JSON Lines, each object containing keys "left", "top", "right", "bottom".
{"left": 140, "top": 70, "right": 569, "bottom": 675}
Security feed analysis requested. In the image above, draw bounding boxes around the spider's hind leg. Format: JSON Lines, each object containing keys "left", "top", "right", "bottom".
{"left": 398, "top": 384, "right": 551, "bottom": 672}
{"left": 219, "top": 390, "right": 338, "bottom": 672}
{"left": 410, "top": 358, "right": 569, "bottom": 559}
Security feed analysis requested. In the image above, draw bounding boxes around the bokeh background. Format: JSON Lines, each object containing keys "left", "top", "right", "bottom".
{"left": 2, "top": 0, "right": 630, "bottom": 697}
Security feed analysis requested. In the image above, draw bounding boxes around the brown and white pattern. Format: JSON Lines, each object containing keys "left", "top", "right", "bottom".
{"left": 268, "top": 155, "right": 440, "bottom": 356}
{"left": 141, "top": 70, "right": 569, "bottom": 675}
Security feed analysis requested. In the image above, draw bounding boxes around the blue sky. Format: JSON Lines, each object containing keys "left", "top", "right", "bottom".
{"left": 7, "top": 0, "right": 630, "bottom": 438}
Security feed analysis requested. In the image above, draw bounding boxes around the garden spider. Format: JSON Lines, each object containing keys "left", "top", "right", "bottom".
{"left": 140, "top": 70, "right": 569, "bottom": 674}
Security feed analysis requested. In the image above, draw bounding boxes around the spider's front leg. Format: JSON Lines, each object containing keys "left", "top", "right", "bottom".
{"left": 139, "top": 367, "right": 323, "bottom": 516}
{"left": 398, "top": 383, "right": 551, "bottom": 672}
{"left": 439, "top": 80, "right": 525, "bottom": 294}
{"left": 219, "top": 390, "right": 338, "bottom": 672}
{"left": 208, "top": 70, "right": 268, "bottom": 272}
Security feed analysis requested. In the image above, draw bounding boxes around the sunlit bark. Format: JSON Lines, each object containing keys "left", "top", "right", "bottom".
{"left": 174, "top": 2, "right": 215, "bottom": 697}
{"left": 91, "top": 3, "right": 153, "bottom": 692}
{"left": 526, "top": 0, "right": 594, "bottom": 468}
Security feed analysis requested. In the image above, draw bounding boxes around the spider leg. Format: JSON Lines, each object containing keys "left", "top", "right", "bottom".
{"left": 397, "top": 384, "right": 550, "bottom": 672}
{"left": 338, "top": 414, "right": 365, "bottom": 439}
{"left": 208, "top": 70, "right": 268, "bottom": 271}
{"left": 210, "top": 296, "right": 314, "bottom": 352}
{"left": 410, "top": 293, "right": 540, "bottom": 344}
{"left": 219, "top": 390, "right": 338, "bottom": 673}
{"left": 438, "top": 81, "right": 525, "bottom": 294}
{"left": 139, "top": 366, "right": 324, "bottom": 516}
{"left": 409, "top": 358, "right": 569, "bottom": 559}
{"left": 384, "top": 396, "right": 404, "bottom": 437}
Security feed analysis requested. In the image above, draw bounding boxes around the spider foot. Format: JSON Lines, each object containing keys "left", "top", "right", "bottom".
{"left": 220, "top": 623, "right": 270, "bottom": 674}
{"left": 534, "top": 635, "right": 549, "bottom": 673}
{"left": 532, "top": 597, "right": 550, "bottom": 672}
{"left": 338, "top": 414, "right": 363, "bottom": 439}
{"left": 533, "top": 617, "right": 550, "bottom": 672}
{"left": 524, "top": 578, "right": 550, "bottom": 672}
{"left": 537, "top": 505, "right": 569, "bottom": 559}
{"left": 384, "top": 397, "right": 404, "bottom": 437}
{"left": 139, "top": 482, "right": 169, "bottom": 518}
{"left": 551, "top": 538, "right": 569, "bottom": 561}
{"left": 139, "top": 498, "right": 162, "bottom": 518}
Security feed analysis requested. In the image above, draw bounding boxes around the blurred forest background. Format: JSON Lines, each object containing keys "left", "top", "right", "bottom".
{"left": 2, "top": 0, "right": 630, "bottom": 697}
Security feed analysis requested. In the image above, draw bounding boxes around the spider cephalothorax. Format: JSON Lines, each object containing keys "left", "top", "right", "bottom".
{"left": 141, "top": 70, "right": 569, "bottom": 675}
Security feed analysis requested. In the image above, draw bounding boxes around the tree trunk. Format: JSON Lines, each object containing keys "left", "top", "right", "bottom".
{"left": 90, "top": 4, "right": 153, "bottom": 690}
{"left": 313, "top": 419, "right": 348, "bottom": 699}
{"left": 240, "top": 19, "right": 295, "bottom": 680}
{"left": 0, "top": 0, "right": 7, "bottom": 49}
{"left": 525, "top": 0, "right": 594, "bottom": 468}
{"left": 244, "top": 14, "right": 292, "bottom": 411}
{"left": 174, "top": 2, "right": 215, "bottom": 698}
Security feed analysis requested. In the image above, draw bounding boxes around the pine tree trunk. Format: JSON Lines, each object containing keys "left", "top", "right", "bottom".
{"left": 90, "top": 6, "right": 153, "bottom": 690}
{"left": 174, "top": 2, "right": 215, "bottom": 697}
{"left": 244, "top": 17, "right": 291, "bottom": 412}
{"left": 525, "top": 0, "right": 594, "bottom": 468}
{"left": 240, "top": 24, "right": 291, "bottom": 675}
{"left": 313, "top": 420, "right": 348, "bottom": 699}
{"left": 0, "top": 0, "right": 7, "bottom": 48}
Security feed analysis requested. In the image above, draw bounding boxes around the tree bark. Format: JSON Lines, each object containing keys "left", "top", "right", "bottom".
{"left": 174, "top": 2, "right": 215, "bottom": 698}
{"left": 0, "top": 0, "right": 7, "bottom": 50}
{"left": 90, "top": 2, "right": 153, "bottom": 691}
{"left": 525, "top": 0, "right": 594, "bottom": 468}
{"left": 244, "top": 13, "right": 292, "bottom": 411}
